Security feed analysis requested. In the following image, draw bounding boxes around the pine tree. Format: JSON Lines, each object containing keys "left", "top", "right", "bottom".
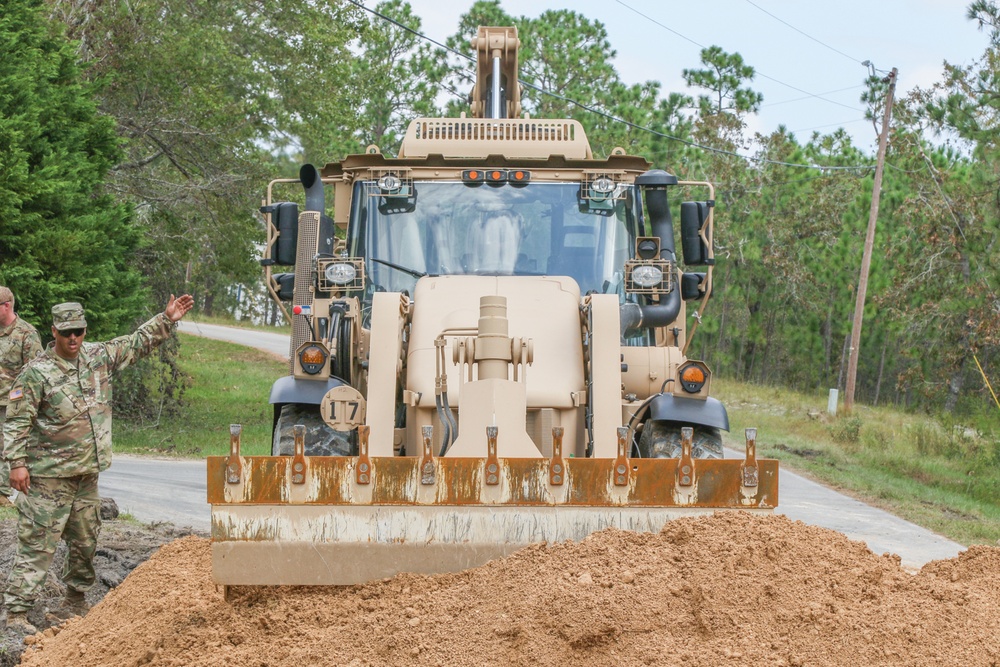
{"left": 0, "top": 0, "right": 146, "bottom": 338}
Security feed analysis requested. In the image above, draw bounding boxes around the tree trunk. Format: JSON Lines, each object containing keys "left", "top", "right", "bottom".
{"left": 742, "top": 293, "right": 762, "bottom": 381}
{"left": 874, "top": 338, "right": 887, "bottom": 406}
{"left": 837, "top": 332, "right": 851, "bottom": 392}
{"left": 822, "top": 307, "right": 832, "bottom": 382}
{"left": 715, "top": 262, "right": 731, "bottom": 377}
{"left": 945, "top": 355, "right": 967, "bottom": 413}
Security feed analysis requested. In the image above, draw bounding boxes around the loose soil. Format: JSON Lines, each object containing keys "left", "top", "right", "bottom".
{"left": 2, "top": 512, "right": 998, "bottom": 667}
{"left": 0, "top": 514, "right": 201, "bottom": 667}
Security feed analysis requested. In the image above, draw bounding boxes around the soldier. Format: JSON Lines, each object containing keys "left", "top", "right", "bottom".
{"left": 0, "top": 286, "right": 43, "bottom": 501}
{"left": 2, "top": 294, "right": 194, "bottom": 634}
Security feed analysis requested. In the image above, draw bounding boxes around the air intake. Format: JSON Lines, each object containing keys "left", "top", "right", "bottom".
{"left": 399, "top": 118, "right": 592, "bottom": 160}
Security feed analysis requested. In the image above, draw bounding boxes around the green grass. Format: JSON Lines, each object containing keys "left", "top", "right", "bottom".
{"left": 716, "top": 378, "right": 1000, "bottom": 547}
{"left": 112, "top": 334, "right": 285, "bottom": 457}
{"left": 110, "top": 334, "right": 1000, "bottom": 548}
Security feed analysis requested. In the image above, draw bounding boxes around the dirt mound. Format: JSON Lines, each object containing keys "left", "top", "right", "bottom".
{"left": 15, "top": 512, "right": 1000, "bottom": 667}
{"left": 0, "top": 517, "right": 202, "bottom": 667}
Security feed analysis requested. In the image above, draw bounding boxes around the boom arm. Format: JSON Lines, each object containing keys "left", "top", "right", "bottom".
{"left": 470, "top": 26, "right": 521, "bottom": 119}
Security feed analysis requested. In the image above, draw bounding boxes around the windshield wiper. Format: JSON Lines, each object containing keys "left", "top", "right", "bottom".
{"left": 370, "top": 257, "right": 427, "bottom": 279}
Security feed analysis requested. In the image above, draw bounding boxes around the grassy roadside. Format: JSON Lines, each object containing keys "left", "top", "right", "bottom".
{"left": 113, "top": 334, "right": 285, "bottom": 457}
{"left": 717, "top": 378, "right": 1000, "bottom": 547}
{"left": 112, "top": 333, "right": 1000, "bottom": 548}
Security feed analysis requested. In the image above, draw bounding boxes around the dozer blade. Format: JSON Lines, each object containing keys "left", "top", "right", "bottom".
{"left": 208, "top": 426, "right": 777, "bottom": 586}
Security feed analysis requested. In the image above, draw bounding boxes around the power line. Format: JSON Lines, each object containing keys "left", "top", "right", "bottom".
{"left": 742, "top": 0, "right": 865, "bottom": 65}
{"left": 753, "top": 73, "right": 862, "bottom": 112}
{"left": 765, "top": 85, "right": 865, "bottom": 108}
{"left": 612, "top": 0, "right": 865, "bottom": 114}
{"left": 609, "top": 0, "right": 704, "bottom": 50}
{"left": 715, "top": 169, "right": 867, "bottom": 197}
{"left": 347, "top": 0, "right": 874, "bottom": 173}
{"left": 790, "top": 117, "right": 871, "bottom": 134}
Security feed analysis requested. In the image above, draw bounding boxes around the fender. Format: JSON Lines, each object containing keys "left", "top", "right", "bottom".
{"left": 269, "top": 375, "right": 345, "bottom": 406}
{"left": 648, "top": 393, "right": 729, "bottom": 431}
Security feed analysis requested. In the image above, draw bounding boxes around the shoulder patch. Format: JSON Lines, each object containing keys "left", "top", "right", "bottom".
{"left": 8, "top": 388, "right": 23, "bottom": 401}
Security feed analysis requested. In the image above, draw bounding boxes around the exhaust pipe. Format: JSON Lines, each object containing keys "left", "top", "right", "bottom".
{"left": 299, "top": 163, "right": 334, "bottom": 257}
{"left": 299, "top": 164, "right": 325, "bottom": 213}
{"left": 622, "top": 170, "right": 682, "bottom": 333}
{"left": 619, "top": 288, "right": 681, "bottom": 335}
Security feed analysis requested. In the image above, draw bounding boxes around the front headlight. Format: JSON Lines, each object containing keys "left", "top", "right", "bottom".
{"left": 324, "top": 263, "right": 357, "bottom": 285}
{"left": 589, "top": 176, "right": 615, "bottom": 200}
{"left": 377, "top": 174, "right": 402, "bottom": 193}
{"left": 631, "top": 265, "right": 664, "bottom": 288}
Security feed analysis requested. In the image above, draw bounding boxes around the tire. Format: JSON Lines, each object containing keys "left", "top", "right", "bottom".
{"left": 272, "top": 403, "right": 356, "bottom": 457}
{"left": 637, "top": 420, "right": 724, "bottom": 459}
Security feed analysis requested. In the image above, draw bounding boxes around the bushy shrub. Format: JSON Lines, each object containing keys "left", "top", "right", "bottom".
{"left": 112, "top": 335, "right": 187, "bottom": 425}
{"left": 829, "top": 416, "right": 863, "bottom": 446}
{"left": 860, "top": 421, "right": 894, "bottom": 451}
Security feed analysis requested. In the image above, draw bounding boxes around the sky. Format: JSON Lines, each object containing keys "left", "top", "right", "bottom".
{"left": 384, "top": 0, "right": 990, "bottom": 153}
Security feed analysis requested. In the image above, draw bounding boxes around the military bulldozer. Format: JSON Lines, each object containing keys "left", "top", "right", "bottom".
{"left": 208, "top": 26, "right": 777, "bottom": 588}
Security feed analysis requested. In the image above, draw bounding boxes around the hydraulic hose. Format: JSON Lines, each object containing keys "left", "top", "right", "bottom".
{"left": 435, "top": 395, "right": 451, "bottom": 457}
{"left": 442, "top": 391, "right": 458, "bottom": 453}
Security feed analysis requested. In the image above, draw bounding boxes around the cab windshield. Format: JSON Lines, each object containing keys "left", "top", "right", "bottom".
{"left": 347, "top": 181, "right": 641, "bottom": 298}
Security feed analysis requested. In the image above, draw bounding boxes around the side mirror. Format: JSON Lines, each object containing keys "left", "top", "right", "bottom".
{"left": 681, "top": 273, "right": 705, "bottom": 301}
{"left": 272, "top": 273, "right": 295, "bottom": 301}
{"left": 679, "top": 201, "right": 712, "bottom": 266}
{"left": 261, "top": 202, "right": 299, "bottom": 266}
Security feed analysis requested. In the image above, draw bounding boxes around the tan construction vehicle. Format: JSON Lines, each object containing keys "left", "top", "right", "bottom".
{"left": 208, "top": 26, "right": 777, "bottom": 588}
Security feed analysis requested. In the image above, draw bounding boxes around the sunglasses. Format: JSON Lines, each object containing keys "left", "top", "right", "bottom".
{"left": 57, "top": 328, "right": 86, "bottom": 338}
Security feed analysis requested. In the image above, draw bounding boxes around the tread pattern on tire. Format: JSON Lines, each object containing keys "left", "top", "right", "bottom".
{"left": 637, "top": 420, "right": 724, "bottom": 459}
{"left": 272, "top": 403, "right": 356, "bottom": 456}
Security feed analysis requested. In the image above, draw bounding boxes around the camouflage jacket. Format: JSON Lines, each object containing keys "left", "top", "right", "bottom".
{"left": 0, "top": 317, "right": 42, "bottom": 407}
{"left": 3, "top": 313, "right": 176, "bottom": 477}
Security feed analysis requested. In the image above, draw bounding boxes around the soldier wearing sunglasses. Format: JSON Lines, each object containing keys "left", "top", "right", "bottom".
{"left": 2, "top": 294, "right": 193, "bottom": 634}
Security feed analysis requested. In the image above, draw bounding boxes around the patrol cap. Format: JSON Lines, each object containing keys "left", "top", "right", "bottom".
{"left": 0, "top": 286, "right": 12, "bottom": 304}
{"left": 52, "top": 302, "right": 87, "bottom": 330}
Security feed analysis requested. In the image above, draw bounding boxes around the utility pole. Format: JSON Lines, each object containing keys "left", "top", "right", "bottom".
{"left": 844, "top": 67, "right": 897, "bottom": 415}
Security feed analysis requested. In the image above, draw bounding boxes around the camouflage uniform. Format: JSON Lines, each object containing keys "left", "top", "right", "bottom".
{"left": 2, "top": 303, "right": 176, "bottom": 613}
{"left": 0, "top": 291, "right": 43, "bottom": 497}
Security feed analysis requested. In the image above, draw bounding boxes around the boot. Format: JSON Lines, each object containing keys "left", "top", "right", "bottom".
{"left": 4, "top": 611, "right": 37, "bottom": 635}
{"left": 61, "top": 589, "right": 90, "bottom": 616}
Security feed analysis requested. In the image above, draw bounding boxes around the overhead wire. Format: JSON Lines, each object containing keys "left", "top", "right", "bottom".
{"left": 347, "top": 0, "right": 875, "bottom": 173}
{"left": 765, "top": 85, "right": 866, "bottom": 108}
{"left": 714, "top": 169, "right": 862, "bottom": 198}
{"left": 790, "top": 117, "right": 871, "bottom": 134}
{"left": 741, "top": 0, "right": 865, "bottom": 65}
{"left": 612, "top": 0, "right": 866, "bottom": 114}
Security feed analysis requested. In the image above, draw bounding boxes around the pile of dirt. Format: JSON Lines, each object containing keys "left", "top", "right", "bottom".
{"left": 0, "top": 517, "right": 203, "bottom": 667}
{"left": 10, "top": 512, "right": 1000, "bottom": 666}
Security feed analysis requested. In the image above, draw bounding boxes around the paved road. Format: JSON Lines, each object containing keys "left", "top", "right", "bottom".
{"left": 103, "top": 322, "right": 966, "bottom": 568}
{"left": 101, "top": 456, "right": 211, "bottom": 533}
{"left": 773, "top": 464, "right": 962, "bottom": 568}
{"left": 177, "top": 320, "right": 289, "bottom": 360}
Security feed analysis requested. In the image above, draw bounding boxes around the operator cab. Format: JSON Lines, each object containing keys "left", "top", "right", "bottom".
{"left": 346, "top": 179, "right": 645, "bottom": 305}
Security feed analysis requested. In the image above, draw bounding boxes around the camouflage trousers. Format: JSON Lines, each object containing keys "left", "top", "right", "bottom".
{"left": 3, "top": 474, "right": 101, "bottom": 613}
{"left": 0, "top": 406, "right": 9, "bottom": 498}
